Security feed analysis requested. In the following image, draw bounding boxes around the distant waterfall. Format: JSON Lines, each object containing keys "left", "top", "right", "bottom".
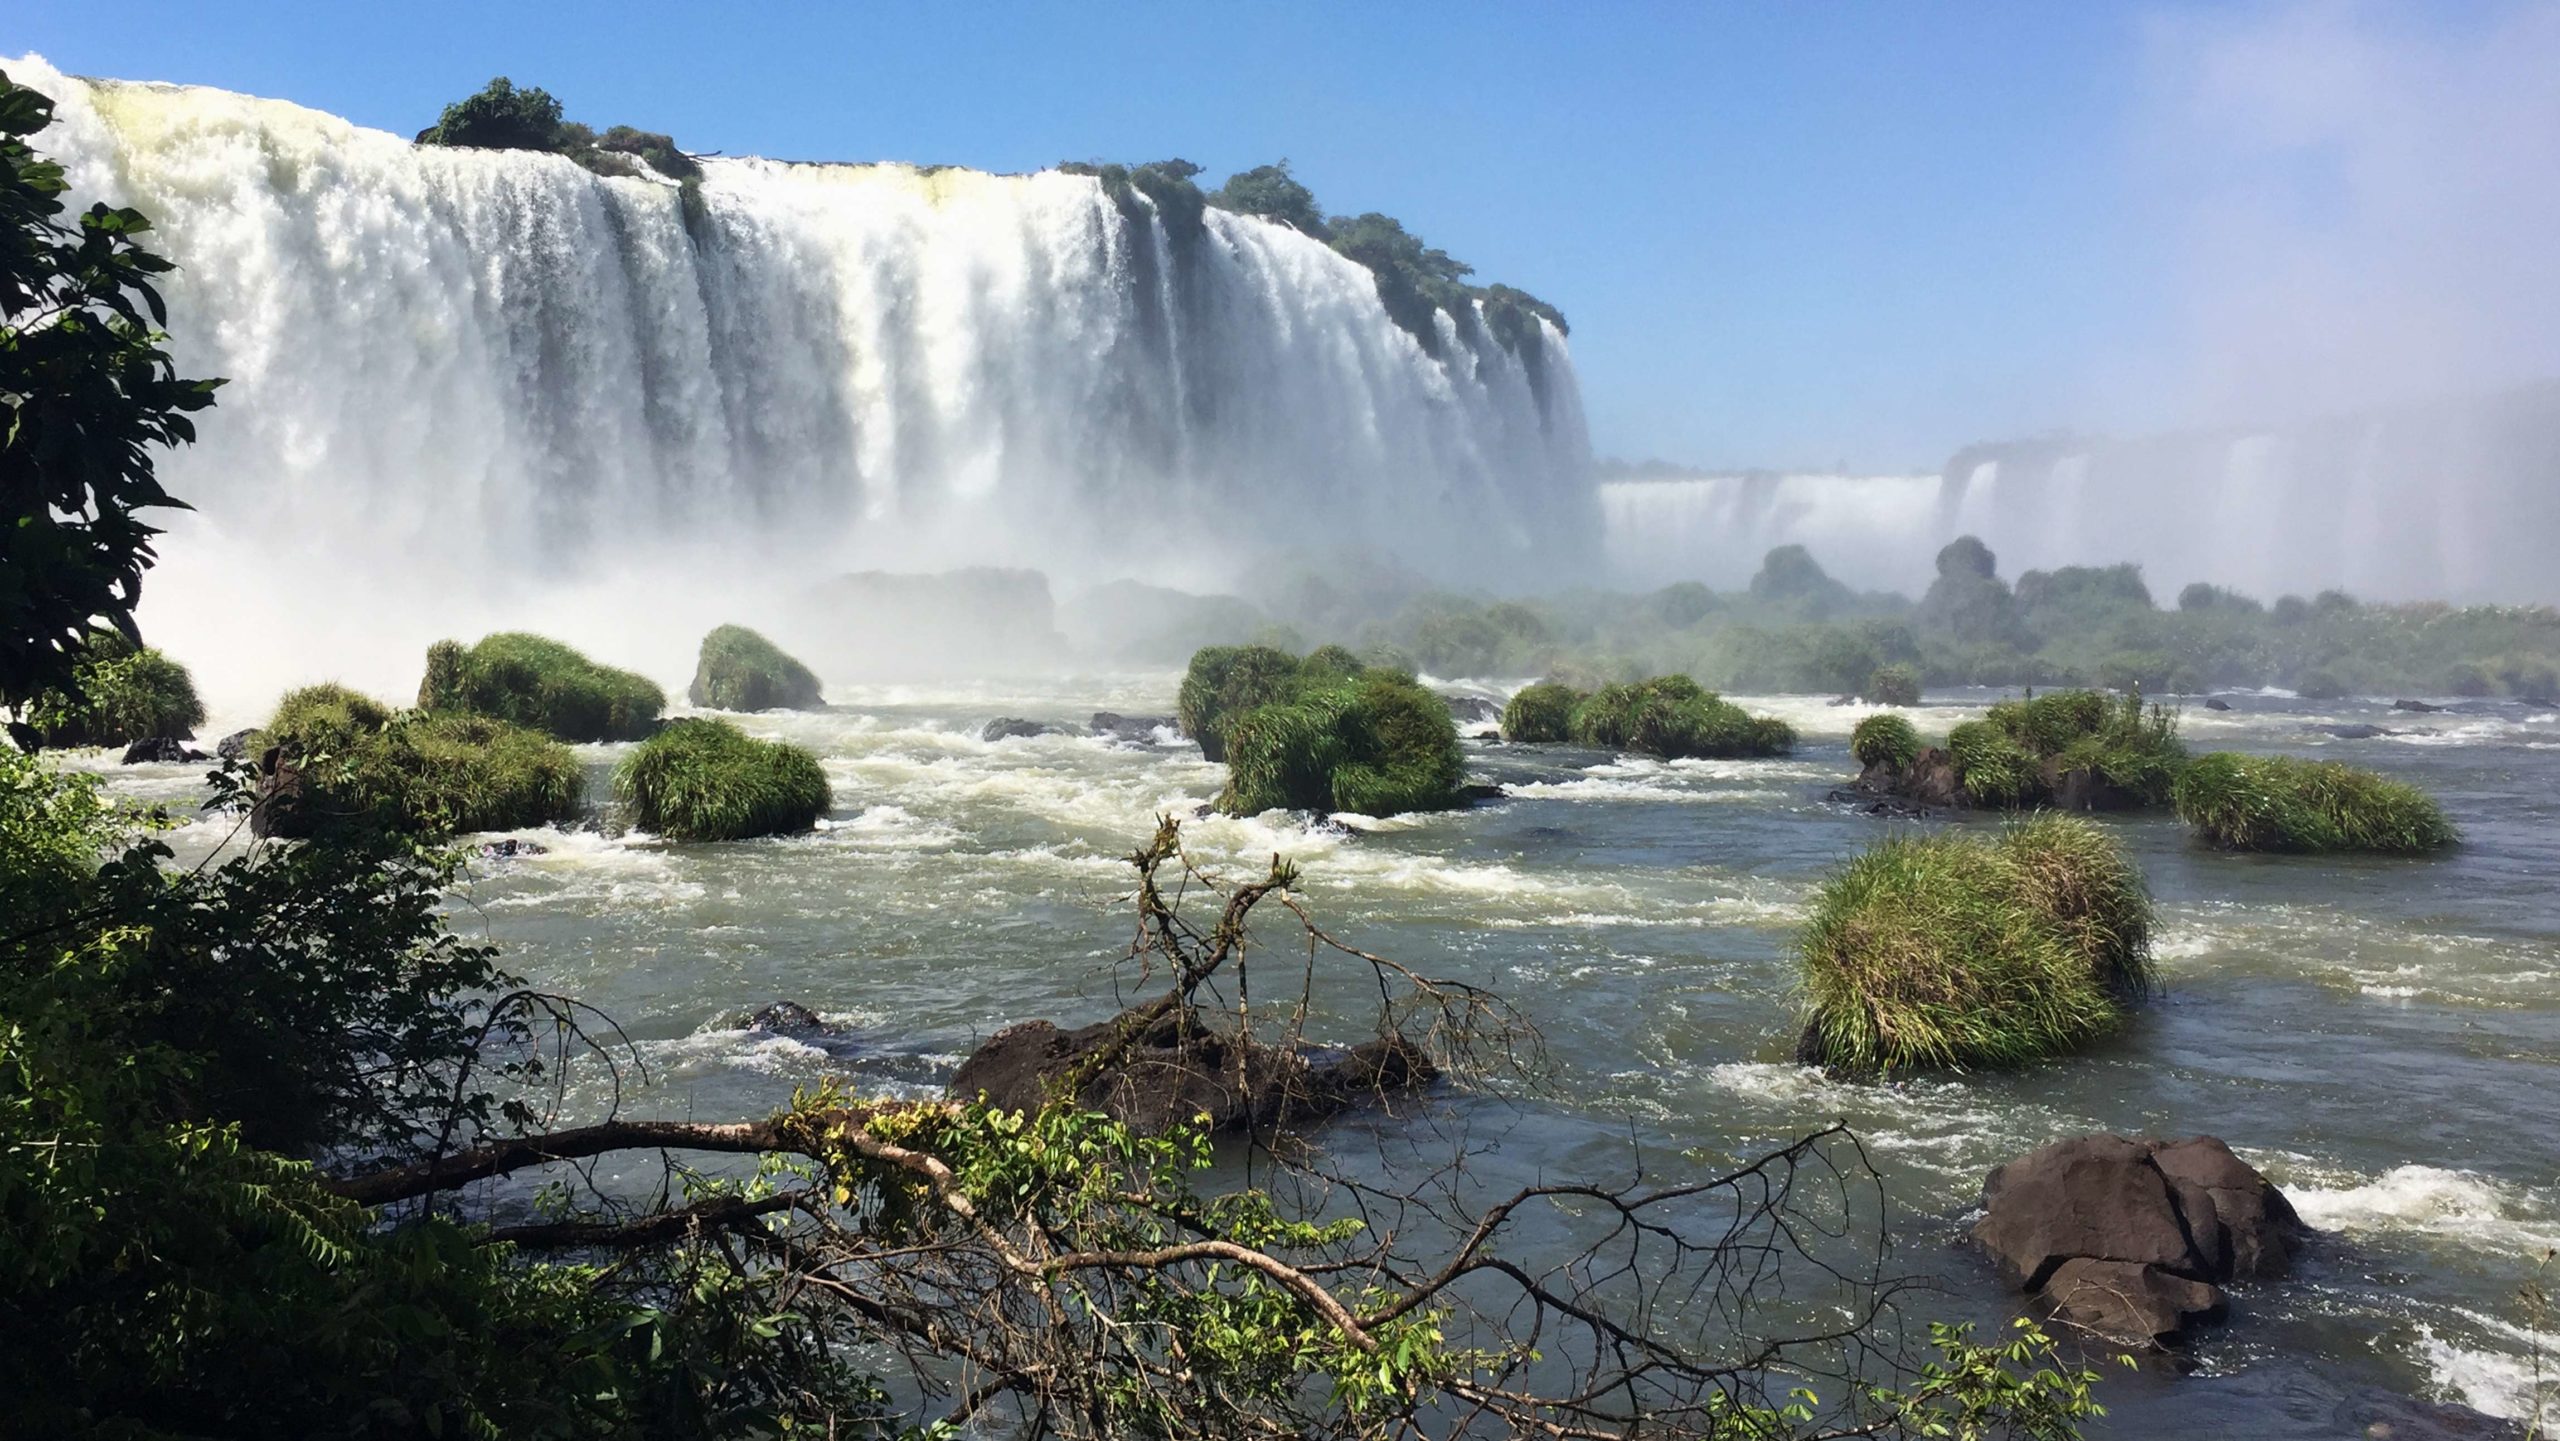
{"left": 16, "top": 57, "right": 1592, "bottom": 701}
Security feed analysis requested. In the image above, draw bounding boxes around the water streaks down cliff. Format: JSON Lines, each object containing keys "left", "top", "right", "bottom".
{"left": 17, "top": 57, "right": 1592, "bottom": 697}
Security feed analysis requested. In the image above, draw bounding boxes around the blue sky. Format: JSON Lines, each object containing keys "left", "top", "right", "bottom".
{"left": 16, "top": 1, "right": 2557, "bottom": 470}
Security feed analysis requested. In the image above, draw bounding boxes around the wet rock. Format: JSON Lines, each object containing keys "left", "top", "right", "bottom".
{"left": 1827, "top": 694, "right": 1862, "bottom": 707}
{"left": 1458, "top": 782, "right": 1507, "bottom": 806}
{"left": 1091, "top": 711, "right": 1175, "bottom": 744}
{"left": 1442, "top": 694, "right": 1501, "bottom": 726}
{"left": 1825, "top": 787, "right": 1931, "bottom": 819}
{"left": 7, "top": 721, "right": 43, "bottom": 754}
{"left": 981, "top": 717, "right": 1071, "bottom": 742}
{"left": 2202, "top": 697, "right": 2234, "bottom": 711}
{"left": 2306, "top": 723, "right": 2394, "bottom": 740}
{"left": 2341, "top": 1388, "right": 2530, "bottom": 1440}
{"left": 747, "top": 1000, "right": 836, "bottom": 1036}
{"left": 1845, "top": 746, "right": 1969, "bottom": 811}
{"left": 2391, "top": 699, "right": 2446, "bottom": 713}
{"left": 1974, "top": 1133, "right": 2305, "bottom": 1349}
{"left": 2049, "top": 764, "right": 2143, "bottom": 813}
{"left": 215, "top": 728, "right": 260, "bottom": 761}
{"left": 949, "top": 1006, "right": 1434, "bottom": 1137}
{"left": 120, "top": 736, "right": 208, "bottom": 764}
{"left": 477, "top": 837, "right": 548, "bottom": 859}
{"left": 249, "top": 748, "right": 308, "bottom": 839}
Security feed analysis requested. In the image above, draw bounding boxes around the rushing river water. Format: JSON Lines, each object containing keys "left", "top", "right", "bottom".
{"left": 82, "top": 682, "right": 2560, "bottom": 1436}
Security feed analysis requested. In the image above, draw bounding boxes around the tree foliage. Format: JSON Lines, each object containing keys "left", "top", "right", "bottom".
{"left": 0, "top": 70, "right": 221, "bottom": 705}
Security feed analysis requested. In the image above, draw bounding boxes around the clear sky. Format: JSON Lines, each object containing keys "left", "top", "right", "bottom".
{"left": 15, "top": 0, "right": 2557, "bottom": 471}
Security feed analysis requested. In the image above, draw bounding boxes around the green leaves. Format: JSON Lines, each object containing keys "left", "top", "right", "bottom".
{"left": 0, "top": 69, "right": 222, "bottom": 704}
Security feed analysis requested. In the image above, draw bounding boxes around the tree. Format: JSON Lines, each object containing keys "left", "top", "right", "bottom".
{"left": 0, "top": 69, "right": 221, "bottom": 705}
{"left": 1210, "top": 160, "right": 1328, "bottom": 237}
{"left": 416, "top": 75, "right": 570, "bottom": 151}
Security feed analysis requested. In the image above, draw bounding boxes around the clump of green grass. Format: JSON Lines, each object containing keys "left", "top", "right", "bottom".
{"left": 20, "top": 631, "right": 207, "bottom": 747}
{"left": 2173, "top": 751, "right": 2456, "bottom": 854}
{"left": 1947, "top": 720, "right": 2038, "bottom": 807}
{"left": 1937, "top": 688, "right": 2188, "bottom": 809}
{"left": 1220, "top": 670, "right": 1465, "bottom": 818}
{"left": 1798, "top": 814, "right": 2155, "bottom": 1073}
{"left": 688, "top": 625, "right": 823, "bottom": 712}
{"left": 614, "top": 717, "right": 830, "bottom": 841}
{"left": 417, "top": 632, "right": 663, "bottom": 742}
{"left": 1177, "top": 644, "right": 1307, "bottom": 763}
{"left": 1568, "top": 676, "right": 1795, "bottom": 759}
{"left": 1867, "top": 663, "right": 1922, "bottom": 707}
{"left": 1299, "top": 644, "right": 1364, "bottom": 681}
{"left": 1500, "top": 681, "right": 1584, "bottom": 743}
{"left": 257, "top": 684, "right": 579, "bottom": 837}
{"left": 1850, "top": 713, "right": 1921, "bottom": 772}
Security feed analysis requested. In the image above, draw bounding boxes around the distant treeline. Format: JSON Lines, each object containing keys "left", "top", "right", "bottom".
{"left": 1223, "top": 537, "right": 2560, "bottom": 698}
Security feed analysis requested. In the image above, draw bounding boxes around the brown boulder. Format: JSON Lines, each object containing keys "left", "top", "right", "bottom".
{"left": 948, "top": 1005, "right": 1434, "bottom": 1137}
{"left": 2041, "top": 1258, "right": 2227, "bottom": 1346}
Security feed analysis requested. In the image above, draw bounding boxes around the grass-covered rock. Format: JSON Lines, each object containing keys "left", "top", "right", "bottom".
{"left": 2172, "top": 752, "right": 2455, "bottom": 854}
{"left": 1500, "top": 681, "right": 1584, "bottom": 743}
{"left": 1850, "top": 713, "right": 1921, "bottom": 772}
{"left": 1568, "top": 676, "right": 1795, "bottom": 759}
{"left": 1939, "top": 689, "right": 2188, "bottom": 810}
{"left": 1176, "top": 644, "right": 1313, "bottom": 763}
{"left": 1867, "top": 663, "right": 1922, "bottom": 706}
{"left": 254, "top": 684, "right": 580, "bottom": 838}
{"left": 688, "top": 625, "right": 823, "bottom": 712}
{"left": 1219, "top": 670, "right": 1465, "bottom": 818}
{"left": 19, "top": 632, "right": 206, "bottom": 747}
{"left": 418, "top": 632, "right": 663, "bottom": 742}
{"left": 613, "top": 717, "right": 830, "bottom": 841}
{"left": 1798, "top": 815, "right": 2155, "bottom": 1073}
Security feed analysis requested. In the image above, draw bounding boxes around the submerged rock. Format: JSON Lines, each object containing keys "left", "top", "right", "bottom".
{"left": 476, "top": 837, "right": 548, "bottom": 859}
{"left": 981, "top": 717, "right": 1071, "bottom": 742}
{"left": 120, "top": 736, "right": 207, "bottom": 764}
{"left": 747, "top": 1000, "right": 836, "bottom": 1036}
{"left": 2307, "top": 723, "right": 2395, "bottom": 740}
{"left": 1974, "top": 1133, "right": 2305, "bottom": 1349}
{"left": 2202, "top": 697, "right": 2234, "bottom": 712}
{"left": 2392, "top": 698, "right": 2446, "bottom": 713}
{"left": 948, "top": 1006, "right": 1433, "bottom": 1137}
{"left": 1090, "top": 711, "right": 1175, "bottom": 744}
{"left": 1442, "top": 694, "right": 1501, "bottom": 726}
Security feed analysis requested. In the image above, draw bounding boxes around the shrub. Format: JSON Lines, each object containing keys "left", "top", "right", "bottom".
{"left": 689, "top": 625, "right": 823, "bottom": 712}
{"left": 613, "top": 717, "right": 829, "bottom": 841}
{"left": 1946, "top": 688, "right": 2188, "bottom": 809}
{"left": 259, "top": 685, "right": 580, "bottom": 837}
{"left": 1177, "top": 644, "right": 1305, "bottom": 763}
{"left": 2172, "top": 751, "right": 2455, "bottom": 854}
{"left": 1300, "top": 644, "right": 1364, "bottom": 681}
{"left": 1501, "top": 681, "right": 1583, "bottom": 743}
{"left": 1867, "top": 663, "right": 1921, "bottom": 707}
{"left": 1570, "top": 676, "right": 1794, "bottom": 759}
{"left": 1947, "top": 720, "right": 2038, "bottom": 808}
{"left": 1798, "top": 815, "right": 2154, "bottom": 1073}
{"left": 1207, "top": 161, "right": 1328, "bottom": 237}
{"left": 1220, "top": 671, "right": 1464, "bottom": 818}
{"left": 415, "top": 77, "right": 567, "bottom": 150}
{"left": 1851, "top": 713, "right": 1921, "bottom": 772}
{"left": 417, "top": 632, "right": 663, "bottom": 742}
{"left": 20, "top": 631, "right": 205, "bottom": 746}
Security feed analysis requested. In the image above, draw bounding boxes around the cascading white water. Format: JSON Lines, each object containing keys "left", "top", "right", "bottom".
{"left": 15, "top": 57, "right": 1592, "bottom": 705}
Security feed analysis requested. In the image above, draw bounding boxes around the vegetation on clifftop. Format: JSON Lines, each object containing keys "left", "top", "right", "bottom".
{"left": 1799, "top": 815, "right": 2155, "bottom": 1073}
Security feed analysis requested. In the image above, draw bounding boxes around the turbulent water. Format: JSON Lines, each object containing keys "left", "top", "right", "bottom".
{"left": 1602, "top": 385, "right": 2560, "bottom": 602}
{"left": 88, "top": 680, "right": 2560, "bottom": 1435}
{"left": 16, "top": 56, "right": 1592, "bottom": 704}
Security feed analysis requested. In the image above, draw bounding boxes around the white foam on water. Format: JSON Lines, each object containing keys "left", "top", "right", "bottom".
{"left": 2279, "top": 1164, "right": 2560, "bottom": 1255}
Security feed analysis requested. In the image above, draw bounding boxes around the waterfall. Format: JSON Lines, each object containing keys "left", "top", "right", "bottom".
{"left": 15, "top": 57, "right": 1593, "bottom": 703}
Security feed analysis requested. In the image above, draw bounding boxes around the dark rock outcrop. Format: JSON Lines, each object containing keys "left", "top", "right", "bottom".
{"left": 949, "top": 1005, "right": 1434, "bottom": 1137}
{"left": 214, "top": 728, "right": 260, "bottom": 761}
{"left": 1443, "top": 694, "right": 1501, "bottom": 727}
{"left": 1846, "top": 745, "right": 1968, "bottom": 810}
{"left": 2202, "top": 697, "right": 2233, "bottom": 711}
{"left": 2306, "top": 722, "right": 2394, "bottom": 740}
{"left": 476, "top": 837, "right": 548, "bottom": 859}
{"left": 119, "top": 736, "right": 207, "bottom": 764}
{"left": 1974, "top": 1133, "right": 2305, "bottom": 1349}
{"left": 1091, "top": 711, "right": 1175, "bottom": 744}
{"left": 2392, "top": 698, "right": 2446, "bottom": 713}
{"left": 748, "top": 1000, "right": 835, "bottom": 1036}
{"left": 981, "top": 717, "right": 1071, "bottom": 742}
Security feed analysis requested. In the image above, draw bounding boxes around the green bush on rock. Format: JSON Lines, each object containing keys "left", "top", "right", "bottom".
{"left": 1867, "top": 663, "right": 1922, "bottom": 706}
{"left": 1568, "top": 676, "right": 1795, "bottom": 759}
{"left": 1220, "top": 670, "right": 1465, "bottom": 818}
{"left": 2172, "top": 751, "right": 2455, "bottom": 854}
{"left": 689, "top": 625, "right": 823, "bottom": 712}
{"left": 1501, "top": 681, "right": 1584, "bottom": 743}
{"left": 256, "top": 684, "right": 580, "bottom": 838}
{"left": 1177, "top": 644, "right": 1307, "bottom": 762}
{"left": 418, "top": 632, "right": 663, "bottom": 742}
{"left": 19, "top": 631, "right": 205, "bottom": 746}
{"left": 613, "top": 717, "right": 830, "bottom": 841}
{"left": 1850, "top": 713, "right": 1921, "bottom": 772}
{"left": 1798, "top": 815, "right": 2155, "bottom": 1073}
{"left": 1938, "top": 689, "right": 2187, "bottom": 810}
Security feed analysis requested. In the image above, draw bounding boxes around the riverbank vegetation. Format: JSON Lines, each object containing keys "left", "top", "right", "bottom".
{"left": 1219, "top": 667, "right": 1465, "bottom": 817}
{"left": 613, "top": 716, "right": 829, "bottom": 840}
{"left": 253, "top": 682, "right": 581, "bottom": 838}
{"left": 419, "top": 631, "right": 664, "bottom": 742}
{"left": 1799, "top": 816, "right": 2155, "bottom": 1073}
{"left": 688, "top": 624, "right": 823, "bottom": 712}
{"left": 416, "top": 76, "right": 702, "bottom": 181}
{"left": 2174, "top": 751, "right": 2458, "bottom": 854}
{"left": 13, "top": 629, "right": 204, "bottom": 746}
